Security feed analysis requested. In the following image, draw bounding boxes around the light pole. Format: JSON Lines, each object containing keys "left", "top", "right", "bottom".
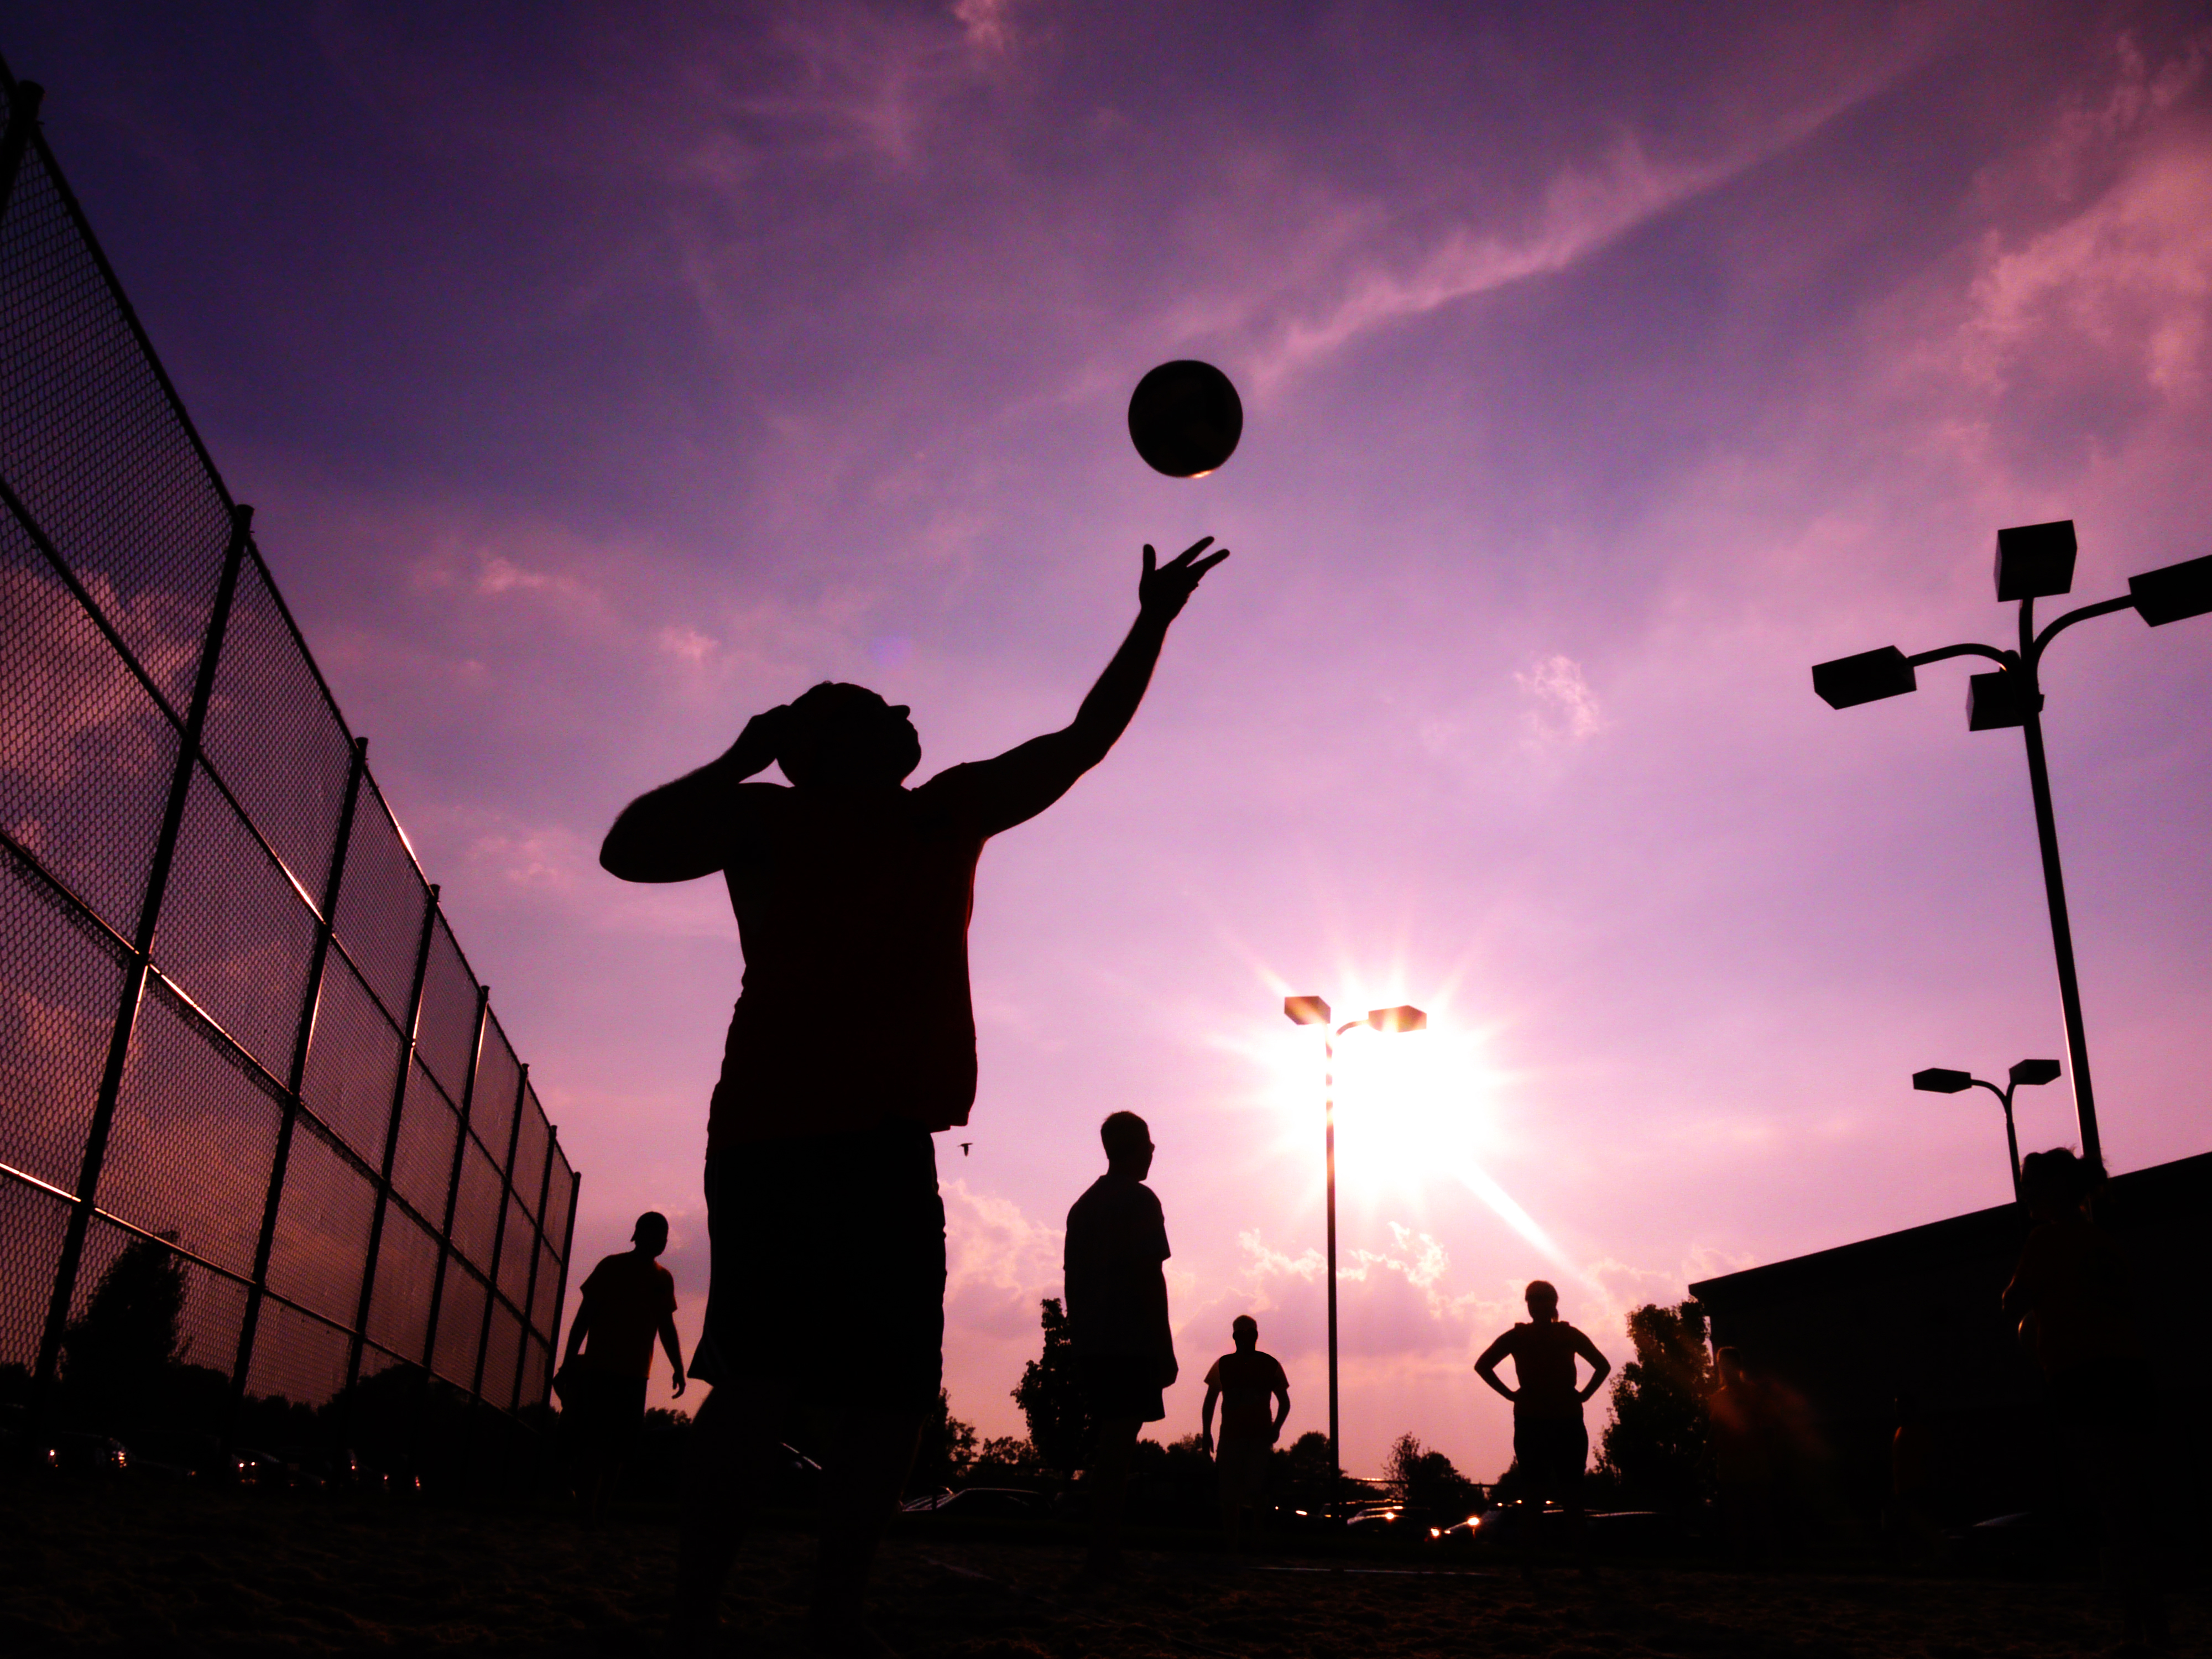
{"left": 1813, "top": 522, "right": 2212, "bottom": 1172}
{"left": 1283, "top": 995, "right": 1426, "bottom": 1504}
{"left": 1912, "top": 1058, "right": 2061, "bottom": 1201}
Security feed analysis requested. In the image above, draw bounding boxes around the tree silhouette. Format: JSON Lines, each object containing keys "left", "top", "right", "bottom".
{"left": 1386, "top": 1431, "right": 1482, "bottom": 1516}
{"left": 1010, "top": 1297, "right": 1087, "bottom": 1475}
{"left": 64, "top": 1235, "right": 184, "bottom": 1374}
{"left": 1597, "top": 1300, "right": 1712, "bottom": 1511}
{"left": 1271, "top": 1429, "right": 1338, "bottom": 1512}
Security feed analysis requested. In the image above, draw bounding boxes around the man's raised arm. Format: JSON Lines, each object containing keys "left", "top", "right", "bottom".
{"left": 599, "top": 707, "right": 787, "bottom": 883}
{"left": 956, "top": 537, "right": 1230, "bottom": 834}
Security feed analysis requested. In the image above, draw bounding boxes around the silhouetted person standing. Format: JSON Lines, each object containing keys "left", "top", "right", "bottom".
{"left": 1064, "top": 1110, "right": 1177, "bottom": 1580}
{"left": 2002, "top": 1147, "right": 2163, "bottom": 1648}
{"left": 560, "top": 1211, "right": 685, "bottom": 1522}
{"left": 1475, "top": 1281, "right": 1609, "bottom": 1557}
{"left": 601, "top": 540, "right": 1227, "bottom": 1644}
{"left": 1201, "top": 1314, "right": 1290, "bottom": 1555}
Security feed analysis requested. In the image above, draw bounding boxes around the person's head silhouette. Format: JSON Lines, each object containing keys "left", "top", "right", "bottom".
{"left": 633, "top": 1211, "right": 670, "bottom": 1258}
{"left": 1100, "top": 1110, "right": 1154, "bottom": 1179}
{"left": 778, "top": 682, "right": 921, "bottom": 790}
{"left": 1231, "top": 1314, "right": 1258, "bottom": 1353}
{"left": 1524, "top": 1280, "right": 1559, "bottom": 1323}
{"left": 2020, "top": 1147, "right": 2101, "bottom": 1222}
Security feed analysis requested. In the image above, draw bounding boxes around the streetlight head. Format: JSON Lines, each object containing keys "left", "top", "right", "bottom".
{"left": 2008, "top": 1058, "right": 2062, "bottom": 1088}
{"left": 2128, "top": 551, "right": 2212, "bottom": 627}
{"left": 1966, "top": 668, "right": 2039, "bottom": 731}
{"left": 1913, "top": 1067, "right": 1973, "bottom": 1094}
{"left": 1812, "top": 646, "right": 1916, "bottom": 709}
{"left": 1366, "top": 1004, "right": 1427, "bottom": 1034}
{"left": 1284, "top": 995, "right": 1331, "bottom": 1026}
{"left": 1995, "top": 519, "right": 2077, "bottom": 602}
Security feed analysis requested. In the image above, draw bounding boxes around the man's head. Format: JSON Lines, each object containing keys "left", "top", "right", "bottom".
{"left": 633, "top": 1212, "right": 670, "bottom": 1256}
{"left": 1232, "top": 1314, "right": 1258, "bottom": 1352}
{"left": 777, "top": 682, "right": 921, "bottom": 790}
{"left": 2020, "top": 1146, "right": 2101, "bottom": 1220}
{"left": 1100, "top": 1110, "right": 1154, "bottom": 1177}
{"left": 1524, "top": 1280, "right": 1559, "bottom": 1322}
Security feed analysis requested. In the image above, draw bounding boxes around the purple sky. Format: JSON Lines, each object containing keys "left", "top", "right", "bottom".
{"left": 12, "top": 2, "right": 2209, "bottom": 1479}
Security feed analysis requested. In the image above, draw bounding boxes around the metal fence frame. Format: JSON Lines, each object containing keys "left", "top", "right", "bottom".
{"left": 0, "top": 62, "right": 577, "bottom": 1453}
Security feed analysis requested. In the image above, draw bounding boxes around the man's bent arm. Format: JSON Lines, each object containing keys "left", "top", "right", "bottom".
{"left": 600, "top": 708, "right": 786, "bottom": 881}
{"left": 1473, "top": 1333, "right": 1517, "bottom": 1402}
{"left": 1201, "top": 1385, "right": 1220, "bottom": 1449}
{"left": 1272, "top": 1385, "right": 1291, "bottom": 1436}
{"left": 1573, "top": 1330, "right": 1612, "bottom": 1402}
{"left": 562, "top": 1302, "right": 592, "bottom": 1367}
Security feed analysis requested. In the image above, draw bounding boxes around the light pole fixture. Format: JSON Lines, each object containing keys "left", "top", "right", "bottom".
{"left": 1912, "top": 1057, "right": 2062, "bottom": 1201}
{"left": 1813, "top": 523, "right": 2212, "bottom": 1172}
{"left": 1284, "top": 995, "right": 1427, "bottom": 1501}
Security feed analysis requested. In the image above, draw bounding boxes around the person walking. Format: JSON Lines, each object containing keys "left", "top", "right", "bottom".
{"left": 1474, "top": 1280, "right": 1609, "bottom": 1564}
{"left": 1064, "top": 1110, "right": 1178, "bottom": 1581}
{"left": 558, "top": 1211, "right": 685, "bottom": 1521}
{"left": 601, "top": 539, "right": 1228, "bottom": 1646}
{"left": 1200, "top": 1315, "right": 1290, "bottom": 1555}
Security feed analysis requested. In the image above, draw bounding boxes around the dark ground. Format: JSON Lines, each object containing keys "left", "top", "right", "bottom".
{"left": 1, "top": 1480, "right": 2203, "bottom": 1656}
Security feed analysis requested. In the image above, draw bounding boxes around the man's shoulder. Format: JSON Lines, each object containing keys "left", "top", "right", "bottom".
{"left": 1070, "top": 1172, "right": 1150, "bottom": 1213}
{"left": 583, "top": 1251, "right": 630, "bottom": 1283}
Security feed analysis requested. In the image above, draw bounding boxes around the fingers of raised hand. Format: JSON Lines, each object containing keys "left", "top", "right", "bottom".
{"left": 1142, "top": 543, "right": 1159, "bottom": 574}
{"left": 1172, "top": 534, "right": 1216, "bottom": 567}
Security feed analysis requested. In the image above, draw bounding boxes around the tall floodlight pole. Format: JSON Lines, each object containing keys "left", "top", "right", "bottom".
{"left": 1283, "top": 996, "right": 1426, "bottom": 1506}
{"left": 1813, "top": 522, "right": 2212, "bottom": 1173}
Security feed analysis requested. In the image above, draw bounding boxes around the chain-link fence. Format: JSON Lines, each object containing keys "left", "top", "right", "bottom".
{"left": 0, "top": 65, "right": 578, "bottom": 1475}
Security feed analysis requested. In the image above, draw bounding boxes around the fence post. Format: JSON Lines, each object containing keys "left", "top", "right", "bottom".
{"left": 470, "top": 1060, "right": 531, "bottom": 1412}
{"left": 33, "top": 504, "right": 252, "bottom": 1419}
{"left": 515, "top": 1090, "right": 559, "bottom": 1410}
{"left": 420, "top": 979, "right": 489, "bottom": 1396}
{"left": 346, "top": 867, "right": 439, "bottom": 1390}
{"left": 227, "top": 726, "right": 369, "bottom": 1431}
{"left": 0, "top": 82, "right": 44, "bottom": 224}
{"left": 551, "top": 1156, "right": 581, "bottom": 1379}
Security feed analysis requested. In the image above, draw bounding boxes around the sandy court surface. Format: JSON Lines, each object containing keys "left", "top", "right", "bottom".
{"left": 1, "top": 1483, "right": 2201, "bottom": 1655}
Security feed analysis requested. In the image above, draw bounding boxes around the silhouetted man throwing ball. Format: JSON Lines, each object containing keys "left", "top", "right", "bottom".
{"left": 601, "top": 539, "right": 1227, "bottom": 1646}
{"left": 1475, "top": 1280, "right": 1610, "bottom": 1557}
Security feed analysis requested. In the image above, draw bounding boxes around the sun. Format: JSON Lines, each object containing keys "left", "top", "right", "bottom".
{"left": 1213, "top": 973, "right": 1580, "bottom": 1273}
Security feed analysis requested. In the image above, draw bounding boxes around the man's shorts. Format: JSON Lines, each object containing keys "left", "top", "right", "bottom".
{"left": 1513, "top": 1412, "right": 1588, "bottom": 1500}
{"left": 1079, "top": 1353, "right": 1166, "bottom": 1424}
{"left": 691, "top": 1123, "right": 945, "bottom": 1412}
{"left": 560, "top": 1366, "right": 648, "bottom": 1456}
{"left": 1214, "top": 1436, "right": 1272, "bottom": 1504}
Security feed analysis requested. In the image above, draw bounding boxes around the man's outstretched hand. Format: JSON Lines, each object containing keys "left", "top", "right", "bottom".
{"left": 1139, "top": 536, "right": 1230, "bottom": 623}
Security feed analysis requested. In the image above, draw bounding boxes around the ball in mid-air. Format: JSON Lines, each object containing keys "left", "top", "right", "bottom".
{"left": 1127, "top": 359, "right": 1243, "bottom": 478}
